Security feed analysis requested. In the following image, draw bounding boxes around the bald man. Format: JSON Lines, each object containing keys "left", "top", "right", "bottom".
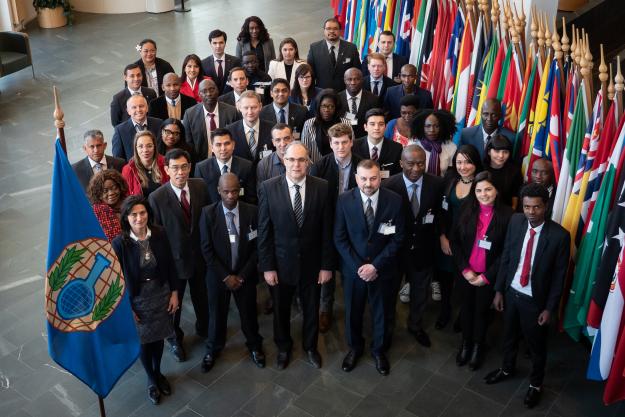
{"left": 111, "top": 94, "right": 162, "bottom": 160}
{"left": 148, "top": 72, "right": 196, "bottom": 120}
{"left": 459, "top": 98, "right": 515, "bottom": 159}
{"left": 339, "top": 68, "right": 380, "bottom": 138}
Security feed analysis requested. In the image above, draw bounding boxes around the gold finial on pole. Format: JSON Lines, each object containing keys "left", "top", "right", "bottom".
{"left": 608, "top": 63, "right": 615, "bottom": 101}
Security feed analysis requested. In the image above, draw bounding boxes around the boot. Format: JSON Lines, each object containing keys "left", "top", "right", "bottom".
{"left": 456, "top": 340, "right": 472, "bottom": 366}
{"left": 468, "top": 343, "right": 483, "bottom": 371}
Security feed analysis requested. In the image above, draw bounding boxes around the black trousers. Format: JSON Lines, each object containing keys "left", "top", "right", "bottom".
{"left": 436, "top": 268, "right": 454, "bottom": 319}
{"left": 168, "top": 272, "right": 209, "bottom": 343}
{"left": 205, "top": 276, "right": 262, "bottom": 355}
{"left": 458, "top": 274, "right": 494, "bottom": 344}
{"left": 406, "top": 265, "right": 432, "bottom": 332}
{"left": 270, "top": 278, "right": 320, "bottom": 352}
{"left": 502, "top": 289, "right": 548, "bottom": 387}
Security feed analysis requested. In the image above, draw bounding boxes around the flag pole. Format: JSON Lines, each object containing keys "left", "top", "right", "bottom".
{"left": 52, "top": 86, "right": 67, "bottom": 154}
{"left": 98, "top": 396, "right": 106, "bottom": 417}
{"left": 599, "top": 44, "right": 609, "bottom": 122}
{"left": 615, "top": 57, "right": 624, "bottom": 122}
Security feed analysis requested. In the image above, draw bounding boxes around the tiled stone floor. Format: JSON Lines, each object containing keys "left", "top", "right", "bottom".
{"left": 0, "top": 1, "right": 624, "bottom": 416}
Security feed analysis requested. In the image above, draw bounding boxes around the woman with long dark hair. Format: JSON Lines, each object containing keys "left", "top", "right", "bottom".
{"left": 290, "top": 63, "right": 322, "bottom": 116}
{"left": 484, "top": 134, "right": 523, "bottom": 210}
{"left": 133, "top": 39, "right": 175, "bottom": 96}
{"left": 235, "top": 16, "right": 276, "bottom": 72}
{"left": 267, "top": 37, "right": 305, "bottom": 89}
{"left": 121, "top": 131, "right": 169, "bottom": 197}
{"left": 180, "top": 54, "right": 210, "bottom": 103}
{"left": 412, "top": 109, "right": 457, "bottom": 176}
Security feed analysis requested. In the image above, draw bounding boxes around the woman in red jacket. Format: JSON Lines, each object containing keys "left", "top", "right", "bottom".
{"left": 122, "top": 131, "right": 169, "bottom": 197}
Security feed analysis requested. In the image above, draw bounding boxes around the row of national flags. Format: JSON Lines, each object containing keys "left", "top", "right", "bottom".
{"left": 331, "top": 0, "right": 625, "bottom": 406}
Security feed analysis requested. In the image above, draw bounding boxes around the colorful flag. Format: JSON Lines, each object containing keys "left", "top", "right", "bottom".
{"left": 441, "top": 8, "right": 464, "bottom": 110}
{"left": 409, "top": 0, "right": 433, "bottom": 66}
{"left": 451, "top": 14, "right": 474, "bottom": 136}
{"left": 396, "top": 0, "right": 415, "bottom": 57}
{"left": 513, "top": 55, "right": 538, "bottom": 160}
{"left": 547, "top": 63, "right": 563, "bottom": 180}
{"left": 601, "top": 256, "right": 625, "bottom": 405}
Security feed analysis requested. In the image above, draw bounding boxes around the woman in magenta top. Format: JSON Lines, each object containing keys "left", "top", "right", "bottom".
{"left": 450, "top": 171, "right": 513, "bottom": 371}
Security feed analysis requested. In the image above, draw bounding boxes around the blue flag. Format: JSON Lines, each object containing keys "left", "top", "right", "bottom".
{"left": 45, "top": 139, "right": 139, "bottom": 398}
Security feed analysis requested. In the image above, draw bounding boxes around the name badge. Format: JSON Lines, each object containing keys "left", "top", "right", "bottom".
{"left": 478, "top": 239, "right": 492, "bottom": 250}
{"left": 344, "top": 57, "right": 351, "bottom": 64}
{"left": 442, "top": 198, "right": 449, "bottom": 211}
{"left": 380, "top": 170, "right": 390, "bottom": 179}
{"left": 345, "top": 112, "right": 356, "bottom": 120}
{"left": 423, "top": 214, "right": 434, "bottom": 224}
{"left": 255, "top": 87, "right": 265, "bottom": 95}
{"left": 239, "top": 188, "right": 245, "bottom": 196}
{"left": 378, "top": 223, "right": 396, "bottom": 235}
{"left": 248, "top": 229, "right": 257, "bottom": 240}
{"left": 229, "top": 234, "right": 237, "bottom": 243}
{"left": 261, "top": 149, "right": 272, "bottom": 159}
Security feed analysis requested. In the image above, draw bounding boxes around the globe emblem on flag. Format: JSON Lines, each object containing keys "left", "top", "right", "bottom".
{"left": 46, "top": 238, "right": 125, "bottom": 332}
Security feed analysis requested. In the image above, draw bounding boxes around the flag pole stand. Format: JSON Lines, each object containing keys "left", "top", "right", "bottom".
{"left": 175, "top": 0, "right": 190, "bottom": 13}
{"left": 98, "top": 396, "right": 106, "bottom": 417}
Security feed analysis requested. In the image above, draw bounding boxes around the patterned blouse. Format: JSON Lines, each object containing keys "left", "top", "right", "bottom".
{"left": 93, "top": 203, "right": 122, "bottom": 242}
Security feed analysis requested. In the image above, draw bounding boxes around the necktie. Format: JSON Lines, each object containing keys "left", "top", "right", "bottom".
{"left": 371, "top": 146, "right": 379, "bottom": 161}
{"left": 216, "top": 59, "right": 224, "bottom": 80}
{"left": 135, "top": 124, "right": 146, "bottom": 132}
{"left": 207, "top": 113, "right": 217, "bottom": 130}
{"left": 350, "top": 96, "right": 357, "bottom": 114}
{"left": 520, "top": 229, "right": 537, "bottom": 287}
{"left": 365, "top": 198, "right": 374, "bottom": 233}
{"left": 279, "top": 108, "right": 286, "bottom": 124}
{"left": 132, "top": 91, "right": 141, "bottom": 96}
{"left": 221, "top": 164, "right": 228, "bottom": 175}
{"left": 372, "top": 81, "right": 380, "bottom": 96}
{"left": 485, "top": 134, "right": 492, "bottom": 148}
{"left": 171, "top": 99, "right": 176, "bottom": 107}
{"left": 249, "top": 128, "right": 257, "bottom": 157}
{"left": 410, "top": 183, "right": 420, "bottom": 217}
{"left": 226, "top": 211, "right": 238, "bottom": 270}
{"left": 293, "top": 184, "right": 303, "bottom": 228}
{"left": 329, "top": 45, "right": 337, "bottom": 67}
{"left": 180, "top": 189, "right": 191, "bottom": 224}
{"left": 94, "top": 162, "right": 102, "bottom": 173}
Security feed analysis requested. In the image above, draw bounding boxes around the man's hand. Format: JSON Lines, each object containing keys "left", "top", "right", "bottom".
{"left": 358, "top": 264, "right": 378, "bottom": 281}
{"left": 167, "top": 291, "right": 179, "bottom": 314}
{"left": 264, "top": 270, "right": 279, "bottom": 286}
{"left": 318, "top": 270, "right": 333, "bottom": 284}
{"left": 440, "top": 234, "right": 452, "bottom": 256}
{"left": 224, "top": 275, "right": 244, "bottom": 291}
{"left": 493, "top": 292, "right": 504, "bottom": 312}
{"left": 538, "top": 310, "right": 551, "bottom": 326}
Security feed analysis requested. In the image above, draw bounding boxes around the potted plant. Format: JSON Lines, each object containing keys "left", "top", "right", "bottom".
{"left": 32, "top": 0, "right": 73, "bottom": 29}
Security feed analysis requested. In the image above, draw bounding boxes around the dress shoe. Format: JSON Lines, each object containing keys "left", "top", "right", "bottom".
{"left": 156, "top": 373, "right": 171, "bottom": 396}
{"left": 147, "top": 384, "right": 160, "bottom": 405}
{"left": 373, "top": 354, "right": 390, "bottom": 376}
{"left": 306, "top": 350, "right": 322, "bottom": 369}
{"left": 410, "top": 329, "right": 432, "bottom": 347}
{"left": 319, "top": 312, "right": 332, "bottom": 333}
{"left": 435, "top": 313, "right": 449, "bottom": 330}
{"left": 524, "top": 386, "right": 542, "bottom": 408}
{"left": 341, "top": 350, "right": 361, "bottom": 372}
{"left": 169, "top": 340, "right": 186, "bottom": 362}
{"left": 484, "top": 368, "right": 514, "bottom": 385}
{"left": 456, "top": 340, "right": 472, "bottom": 366}
{"left": 201, "top": 353, "right": 215, "bottom": 373}
{"left": 276, "top": 351, "right": 290, "bottom": 370}
{"left": 468, "top": 344, "right": 484, "bottom": 371}
{"left": 250, "top": 350, "right": 266, "bottom": 368}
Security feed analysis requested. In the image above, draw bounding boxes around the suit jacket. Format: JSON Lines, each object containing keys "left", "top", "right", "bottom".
{"left": 193, "top": 156, "right": 256, "bottom": 205}
{"left": 226, "top": 119, "right": 275, "bottom": 163}
{"left": 236, "top": 39, "right": 276, "bottom": 72}
{"left": 362, "top": 75, "right": 397, "bottom": 104}
{"left": 258, "top": 175, "right": 335, "bottom": 285}
{"left": 148, "top": 179, "right": 210, "bottom": 281}
{"left": 353, "top": 137, "right": 402, "bottom": 176}
{"left": 309, "top": 152, "right": 360, "bottom": 210}
{"left": 307, "top": 39, "right": 361, "bottom": 91}
{"left": 259, "top": 102, "right": 308, "bottom": 134}
{"left": 148, "top": 94, "right": 196, "bottom": 121}
{"left": 72, "top": 155, "right": 126, "bottom": 192}
{"left": 218, "top": 90, "right": 237, "bottom": 107}
{"left": 361, "top": 53, "right": 408, "bottom": 79}
{"left": 199, "top": 201, "right": 258, "bottom": 284}
{"left": 382, "top": 173, "right": 444, "bottom": 268}
{"left": 383, "top": 85, "right": 434, "bottom": 119}
{"left": 339, "top": 89, "right": 380, "bottom": 138}
{"left": 495, "top": 214, "right": 570, "bottom": 312}
{"left": 334, "top": 187, "right": 405, "bottom": 279}
{"left": 133, "top": 57, "right": 175, "bottom": 96}
{"left": 459, "top": 125, "right": 516, "bottom": 160}
{"left": 267, "top": 59, "right": 306, "bottom": 89}
{"left": 110, "top": 87, "right": 157, "bottom": 127}
{"left": 182, "top": 102, "right": 240, "bottom": 161}
{"left": 111, "top": 117, "right": 162, "bottom": 161}
{"left": 201, "top": 54, "right": 242, "bottom": 94}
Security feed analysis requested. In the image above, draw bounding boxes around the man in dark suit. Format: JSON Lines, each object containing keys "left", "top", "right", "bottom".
{"left": 201, "top": 29, "right": 242, "bottom": 94}
{"left": 183, "top": 79, "right": 239, "bottom": 161}
{"left": 459, "top": 98, "right": 515, "bottom": 159}
{"left": 383, "top": 64, "right": 433, "bottom": 119}
{"left": 529, "top": 159, "right": 555, "bottom": 217}
{"left": 484, "top": 184, "right": 570, "bottom": 409}
{"left": 72, "top": 130, "right": 126, "bottom": 192}
{"left": 361, "top": 31, "right": 408, "bottom": 81}
{"left": 339, "top": 68, "right": 379, "bottom": 138}
{"left": 218, "top": 67, "right": 248, "bottom": 107}
{"left": 110, "top": 63, "right": 156, "bottom": 127}
{"left": 199, "top": 173, "right": 264, "bottom": 372}
{"left": 111, "top": 95, "right": 162, "bottom": 160}
{"left": 148, "top": 149, "right": 211, "bottom": 362}
{"left": 307, "top": 17, "right": 361, "bottom": 92}
{"left": 310, "top": 123, "right": 360, "bottom": 333}
{"left": 194, "top": 128, "right": 256, "bottom": 204}
{"left": 148, "top": 73, "right": 196, "bottom": 121}
{"left": 353, "top": 108, "right": 402, "bottom": 177}
{"left": 334, "top": 159, "right": 405, "bottom": 375}
{"left": 259, "top": 78, "right": 308, "bottom": 135}
{"left": 362, "top": 52, "right": 397, "bottom": 104}
{"left": 226, "top": 91, "right": 275, "bottom": 164}
{"left": 258, "top": 142, "right": 334, "bottom": 370}
{"left": 242, "top": 52, "right": 272, "bottom": 105}
{"left": 382, "top": 145, "right": 444, "bottom": 349}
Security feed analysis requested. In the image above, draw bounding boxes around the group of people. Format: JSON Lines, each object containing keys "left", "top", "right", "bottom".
{"left": 72, "top": 16, "right": 567, "bottom": 410}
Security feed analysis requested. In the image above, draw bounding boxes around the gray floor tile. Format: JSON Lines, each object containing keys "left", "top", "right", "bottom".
{"left": 242, "top": 382, "right": 297, "bottom": 417}
{"left": 294, "top": 373, "right": 363, "bottom": 416}
{"left": 406, "top": 384, "right": 453, "bottom": 417}
{"left": 439, "top": 389, "right": 504, "bottom": 417}
{"left": 0, "top": 387, "right": 29, "bottom": 417}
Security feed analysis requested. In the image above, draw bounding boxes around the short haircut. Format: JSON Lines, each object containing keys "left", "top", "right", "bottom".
{"left": 364, "top": 108, "right": 386, "bottom": 123}
{"left": 402, "top": 143, "right": 425, "bottom": 158}
{"left": 357, "top": 159, "right": 380, "bottom": 170}
{"left": 83, "top": 129, "right": 104, "bottom": 142}
{"left": 520, "top": 183, "right": 550, "bottom": 204}
{"left": 400, "top": 94, "right": 422, "bottom": 108}
{"left": 138, "top": 39, "right": 156, "bottom": 49}
{"left": 242, "top": 51, "right": 257, "bottom": 58}
{"left": 323, "top": 17, "right": 341, "bottom": 29}
{"left": 271, "top": 78, "right": 290, "bottom": 90}
{"left": 164, "top": 148, "right": 191, "bottom": 165}
{"left": 367, "top": 52, "right": 386, "bottom": 64}
{"left": 210, "top": 127, "right": 232, "bottom": 143}
{"left": 328, "top": 123, "right": 353, "bottom": 140}
{"left": 124, "top": 63, "right": 141, "bottom": 75}
{"left": 228, "top": 66, "right": 246, "bottom": 81}
{"left": 209, "top": 29, "right": 227, "bottom": 42}
{"left": 239, "top": 90, "right": 262, "bottom": 103}
{"left": 285, "top": 140, "right": 309, "bottom": 157}
{"left": 379, "top": 30, "right": 395, "bottom": 41}
{"left": 271, "top": 123, "right": 292, "bottom": 135}
{"left": 126, "top": 94, "right": 148, "bottom": 107}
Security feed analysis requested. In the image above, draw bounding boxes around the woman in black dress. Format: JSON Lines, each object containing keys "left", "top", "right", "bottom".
{"left": 484, "top": 134, "right": 523, "bottom": 210}
{"left": 112, "top": 196, "right": 178, "bottom": 405}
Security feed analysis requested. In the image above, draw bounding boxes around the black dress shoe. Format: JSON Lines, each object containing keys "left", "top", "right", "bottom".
{"left": 484, "top": 368, "right": 514, "bottom": 385}
{"left": 373, "top": 354, "right": 390, "bottom": 375}
{"left": 250, "top": 350, "right": 266, "bottom": 368}
{"left": 411, "top": 329, "right": 432, "bottom": 347}
{"left": 435, "top": 313, "right": 450, "bottom": 330}
{"left": 468, "top": 344, "right": 483, "bottom": 371}
{"left": 169, "top": 340, "right": 186, "bottom": 362}
{"left": 276, "top": 351, "right": 290, "bottom": 370}
{"left": 456, "top": 340, "right": 472, "bottom": 367}
{"left": 201, "top": 353, "right": 215, "bottom": 373}
{"left": 156, "top": 373, "right": 171, "bottom": 395}
{"left": 524, "top": 386, "right": 542, "bottom": 408}
{"left": 147, "top": 384, "right": 160, "bottom": 405}
{"left": 306, "top": 350, "right": 322, "bottom": 369}
{"left": 341, "top": 350, "right": 361, "bottom": 372}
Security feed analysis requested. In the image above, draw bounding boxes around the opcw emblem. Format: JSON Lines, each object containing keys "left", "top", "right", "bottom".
{"left": 46, "top": 238, "right": 125, "bottom": 332}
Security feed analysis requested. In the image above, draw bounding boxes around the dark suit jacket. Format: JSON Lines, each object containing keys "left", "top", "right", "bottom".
{"left": 258, "top": 175, "right": 335, "bottom": 285}
{"left": 459, "top": 125, "right": 516, "bottom": 160}
{"left": 182, "top": 102, "right": 240, "bottom": 161}
{"left": 307, "top": 39, "right": 361, "bottom": 91}
{"left": 495, "top": 214, "right": 570, "bottom": 312}
{"left": 110, "top": 87, "right": 157, "bottom": 127}
{"left": 361, "top": 53, "right": 408, "bottom": 79}
{"left": 201, "top": 54, "right": 242, "bottom": 94}
{"left": 362, "top": 75, "right": 397, "bottom": 104}
{"left": 259, "top": 102, "right": 308, "bottom": 134}
{"left": 226, "top": 119, "right": 275, "bottom": 163}
{"left": 334, "top": 187, "right": 405, "bottom": 279}
{"left": 133, "top": 57, "right": 175, "bottom": 96}
{"left": 72, "top": 155, "right": 126, "bottom": 192}
{"left": 382, "top": 173, "right": 444, "bottom": 269}
{"left": 218, "top": 91, "right": 237, "bottom": 107}
{"left": 339, "top": 89, "right": 380, "bottom": 138}
{"left": 193, "top": 156, "right": 256, "bottom": 205}
{"left": 148, "top": 179, "right": 210, "bottom": 280}
{"left": 111, "top": 225, "right": 176, "bottom": 298}
{"left": 383, "top": 85, "right": 434, "bottom": 119}
{"left": 199, "top": 201, "right": 258, "bottom": 284}
{"left": 309, "top": 152, "right": 360, "bottom": 210}
{"left": 111, "top": 117, "right": 162, "bottom": 161}
{"left": 353, "top": 137, "right": 402, "bottom": 176}
{"left": 148, "top": 94, "right": 196, "bottom": 121}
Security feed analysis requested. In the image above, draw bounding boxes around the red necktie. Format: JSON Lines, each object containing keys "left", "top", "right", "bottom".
{"left": 520, "top": 229, "right": 536, "bottom": 287}
{"left": 180, "top": 189, "right": 191, "bottom": 224}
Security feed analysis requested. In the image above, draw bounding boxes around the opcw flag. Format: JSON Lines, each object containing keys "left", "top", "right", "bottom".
{"left": 46, "top": 139, "right": 140, "bottom": 397}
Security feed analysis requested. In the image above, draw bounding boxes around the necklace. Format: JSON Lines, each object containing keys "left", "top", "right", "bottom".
{"left": 460, "top": 177, "right": 474, "bottom": 184}
{"left": 137, "top": 238, "right": 151, "bottom": 261}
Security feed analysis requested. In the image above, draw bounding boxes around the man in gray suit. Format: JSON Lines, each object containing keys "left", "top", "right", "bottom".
{"left": 72, "top": 130, "right": 125, "bottom": 192}
{"left": 459, "top": 98, "right": 515, "bottom": 159}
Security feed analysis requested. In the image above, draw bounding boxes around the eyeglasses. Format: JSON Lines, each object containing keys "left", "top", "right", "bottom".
{"left": 168, "top": 164, "right": 190, "bottom": 172}
{"left": 284, "top": 157, "right": 308, "bottom": 164}
{"left": 163, "top": 129, "right": 181, "bottom": 137}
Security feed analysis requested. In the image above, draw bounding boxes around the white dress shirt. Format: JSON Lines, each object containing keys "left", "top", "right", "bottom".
{"left": 89, "top": 157, "right": 107, "bottom": 173}
{"left": 385, "top": 54, "right": 393, "bottom": 78}
{"left": 326, "top": 40, "right": 339, "bottom": 59}
{"left": 244, "top": 119, "right": 261, "bottom": 147}
{"left": 170, "top": 182, "right": 190, "bottom": 205}
{"left": 359, "top": 189, "right": 379, "bottom": 216}
{"left": 345, "top": 90, "right": 363, "bottom": 114}
{"left": 367, "top": 138, "right": 384, "bottom": 159}
{"left": 216, "top": 157, "right": 233, "bottom": 174}
{"left": 510, "top": 222, "right": 545, "bottom": 297}
{"left": 482, "top": 127, "right": 499, "bottom": 148}
{"left": 286, "top": 176, "right": 306, "bottom": 211}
